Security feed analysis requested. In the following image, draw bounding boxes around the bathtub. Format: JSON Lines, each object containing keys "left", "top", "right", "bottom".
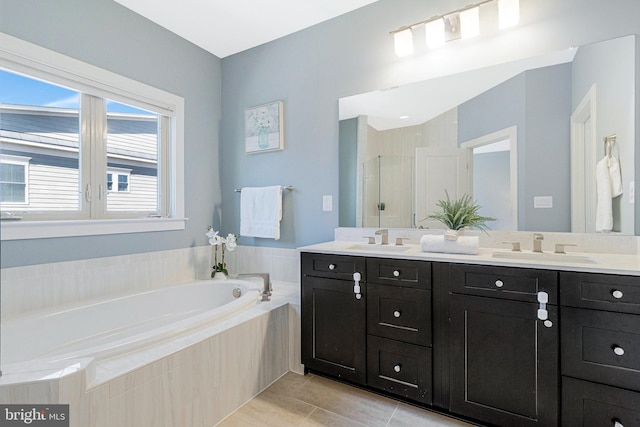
{"left": 1, "top": 279, "right": 262, "bottom": 385}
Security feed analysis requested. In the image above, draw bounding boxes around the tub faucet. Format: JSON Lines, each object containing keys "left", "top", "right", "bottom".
{"left": 533, "top": 233, "right": 544, "bottom": 253}
{"left": 237, "top": 273, "right": 272, "bottom": 301}
{"left": 375, "top": 229, "right": 389, "bottom": 245}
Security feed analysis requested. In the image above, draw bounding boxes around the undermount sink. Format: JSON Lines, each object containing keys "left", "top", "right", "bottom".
{"left": 346, "top": 244, "right": 411, "bottom": 253}
{"left": 492, "top": 250, "right": 597, "bottom": 264}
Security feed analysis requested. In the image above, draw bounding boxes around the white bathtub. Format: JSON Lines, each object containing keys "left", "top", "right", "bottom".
{"left": 1, "top": 279, "right": 261, "bottom": 384}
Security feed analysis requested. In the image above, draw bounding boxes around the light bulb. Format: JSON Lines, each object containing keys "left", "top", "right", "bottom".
{"left": 394, "top": 28, "right": 413, "bottom": 57}
{"left": 425, "top": 19, "right": 445, "bottom": 49}
{"left": 498, "top": 0, "right": 519, "bottom": 29}
{"left": 460, "top": 7, "right": 480, "bottom": 39}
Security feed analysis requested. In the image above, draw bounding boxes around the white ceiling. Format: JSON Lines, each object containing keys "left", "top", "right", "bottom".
{"left": 113, "top": 0, "right": 380, "bottom": 58}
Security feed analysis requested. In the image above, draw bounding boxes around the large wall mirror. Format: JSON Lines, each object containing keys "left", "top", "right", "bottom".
{"left": 339, "top": 35, "right": 636, "bottom": 235}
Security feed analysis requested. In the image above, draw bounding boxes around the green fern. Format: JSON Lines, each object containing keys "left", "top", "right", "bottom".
{"left": 426, "top": 190, "right": 495, "bottom": 233}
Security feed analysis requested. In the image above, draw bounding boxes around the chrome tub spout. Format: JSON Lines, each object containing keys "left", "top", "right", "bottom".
{"left": 237, "top": 273, "right": 272, "bottom": 301}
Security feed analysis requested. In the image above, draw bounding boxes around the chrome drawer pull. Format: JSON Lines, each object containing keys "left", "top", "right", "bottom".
{"left": 612, "top": 290, "right": 624, "bottom": 299}
{"left": 393, "top": 270, "right": 401, "bottom": 277}
{"left": 329, "top": 264, "right": 336, "bottom": 270}
{"left": 394, "top": 364, "right": 401, "bottom": 373}
{"left": 613, "top": 346, "right": 625, "bottom": 356}
{"left": 495, "top": 279, "right": 504, "bottom": 288}
{"left": 393, "top": 310, "right": 401, "bottom": 318}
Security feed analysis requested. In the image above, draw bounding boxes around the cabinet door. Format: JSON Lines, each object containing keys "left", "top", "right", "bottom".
{"left": 449, "top": 294, "right": 559, "bottom": 427}
{"left": 301, "top": 275, "right": 366, "bottom": 384}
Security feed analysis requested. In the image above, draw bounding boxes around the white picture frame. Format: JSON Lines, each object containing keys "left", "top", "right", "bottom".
{"left": 244, "top": 101, "right": 284, "bottom": 154}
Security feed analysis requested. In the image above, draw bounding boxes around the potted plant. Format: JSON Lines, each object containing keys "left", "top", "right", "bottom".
{"left": 426, "top": 191, "right": 495, "bottom": 240}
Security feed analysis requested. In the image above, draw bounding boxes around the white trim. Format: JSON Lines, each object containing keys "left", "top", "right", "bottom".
{"left": 570, "top": 84, "right": 597, "bottom": 233}
{"left": 461, "top": 125, "right": 518, "bottom": 229}
{"left": 0, "top": 32, "right": 186, "bottom": 237}
{"left": 0, "top": 217, "right": 187, "bottom": 240}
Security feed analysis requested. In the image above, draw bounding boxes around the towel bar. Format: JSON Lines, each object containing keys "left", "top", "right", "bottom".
{"left": 235, "top": 186, "right": 294, "bottom": 193}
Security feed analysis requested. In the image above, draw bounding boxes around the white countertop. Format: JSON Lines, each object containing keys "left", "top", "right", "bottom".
{"left": 299, "top": 240, "right": 640, "bottom": 276}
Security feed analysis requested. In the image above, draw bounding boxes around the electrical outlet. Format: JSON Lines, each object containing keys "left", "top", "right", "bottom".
{"left": 534, "top": 196, "right": 553, "bottom": 208}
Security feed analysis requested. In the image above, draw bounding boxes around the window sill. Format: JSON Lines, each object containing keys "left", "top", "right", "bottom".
{"left": 0, "top": 217, "right": 187, "bottom": 241}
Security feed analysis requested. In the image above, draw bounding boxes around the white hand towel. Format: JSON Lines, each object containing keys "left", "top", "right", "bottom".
{"left": 240, "top": 186, "right": 283, "bottom": 240}
{"left": 420, "top": 234, "right": 479, "bottom": 255}
{"left": 608, "top": 155, "right": 623, "bottom": 198}
{"left": 595, "top": 156, "right": 613, "bottom": 232}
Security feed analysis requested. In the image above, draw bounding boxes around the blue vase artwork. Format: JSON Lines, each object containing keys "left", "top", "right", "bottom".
{"left": 245, "top": 101, "right": 282, "bottom": 153}
{"left": 258, "top": 125, "right": 269, "bottom": 149}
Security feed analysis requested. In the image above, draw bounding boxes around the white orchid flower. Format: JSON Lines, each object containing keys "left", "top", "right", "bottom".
{"left": 225, "top": 233, "right": 237, "bottom": 251}
{"left": 206, "top": 228, "right": 222, "bottom": 246}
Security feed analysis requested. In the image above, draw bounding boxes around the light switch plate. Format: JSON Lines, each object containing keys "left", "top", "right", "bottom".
{"left": 322, "top": 195, "right": 333, "bottom": 212}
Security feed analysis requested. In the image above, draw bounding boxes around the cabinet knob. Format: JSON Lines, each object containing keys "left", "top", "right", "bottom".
{"left": 612, "top": 290, "right": 624, "bottom": 299}
{"left": 393, "top": 310, "right": 401, "bottom": 318}
{"left": 328, "top": 264, "right": 336, "bottom": 270}
{"left": 394, "top": 364, "right": 401, "bottom": 373}
{"left": 613, "top": 346, "right": 625, "bottom": 356}
{"left": 613, "top": 419, "right": 624, "bottom": 427}
{"left": 495, "top": 279, "right": 504, "bottom": 288}
{"left": 393, "top": 270, "right": 401, "bottom": 277}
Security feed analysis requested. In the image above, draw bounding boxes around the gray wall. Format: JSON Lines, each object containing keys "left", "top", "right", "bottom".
{"left": 457, "top": 63, "right": 572, "bottom": 232}
{"left": 0, "top": 0, "right": 222, "bottom": 267}
{"left": 220, "top": 0, "right": 640, "bottom": 248}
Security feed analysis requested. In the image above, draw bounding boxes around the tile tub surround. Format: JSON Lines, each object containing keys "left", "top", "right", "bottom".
{"left": 0, "top": 282, "right": 297, "bottom": 427}
{"left": 0, "top": 245, "right": 303, "bottom": 426}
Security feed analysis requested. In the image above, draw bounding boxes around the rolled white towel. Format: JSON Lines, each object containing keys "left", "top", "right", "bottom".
{"left": 420, "top": 234, "right": 479, "bottom": 255}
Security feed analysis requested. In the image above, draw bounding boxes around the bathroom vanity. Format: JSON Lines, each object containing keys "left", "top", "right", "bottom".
{"left": 299, "top": 239, "right": 640, "bottom": 427}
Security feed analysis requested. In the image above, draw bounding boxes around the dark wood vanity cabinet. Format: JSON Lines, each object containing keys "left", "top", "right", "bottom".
{"left": 447, "top": 264, "right": 559, "bottom": 427}
{"left": 300, "top": 252, "right": 367, "bottom": 384}
{"left": 560, "top": 272, "right": 640, "bottom": 426}
{"left": 300, "top": 251, "right": 640, "bottom": 427}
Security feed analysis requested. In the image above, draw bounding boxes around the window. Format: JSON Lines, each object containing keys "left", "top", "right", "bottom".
{"left": 0, "top": 33, "right": 185, "bottom": 240}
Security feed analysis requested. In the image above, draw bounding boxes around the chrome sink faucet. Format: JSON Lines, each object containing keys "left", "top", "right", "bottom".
{"left": 533, "top": 233, "right": 544, "bottom": 253}
{"left": 375, "top": 229, "right": 389, "bottom": 245}
{"left": 237, "top": 273, "right": 272, "bottom": 301}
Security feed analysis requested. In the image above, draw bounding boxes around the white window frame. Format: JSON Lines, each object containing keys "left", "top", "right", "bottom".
{"left": 0, "top": 154, "right": 30, "bottom": 205}
{"left": 0, "top": 32, "right": 185, "bottom": 240}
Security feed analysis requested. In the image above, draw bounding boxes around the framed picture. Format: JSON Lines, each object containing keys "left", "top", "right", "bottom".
{"left": 244, "top": 101, "right": 284, "bottom": 153}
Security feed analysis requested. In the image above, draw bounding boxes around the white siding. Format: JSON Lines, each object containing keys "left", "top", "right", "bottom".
{"left": 107, "top": 174, "right": 158, "bottom": 212}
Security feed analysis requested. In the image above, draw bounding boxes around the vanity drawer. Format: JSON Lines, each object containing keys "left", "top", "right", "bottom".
{"left": 449, "top": 263, "right": 557, "bottom": 303}
{"left": 301, "top": 252, "right": 365, "bottom": 281}
{"left": 560, "top": 272, "right": 640, "bottom": 314}
{"left": 366, "top": 258, "right": 431, "bottom": 290}
{"left": 367, "top": 283, "right": 431, "bottom": 346}
{"left": 562, "top": 376, "right": 640, "bottom": 427}
{"left": 367, "top": 335, "right": 432, "bottom": 405}
{"left": 562, "top": 307, "right": 640, "bottom": 392}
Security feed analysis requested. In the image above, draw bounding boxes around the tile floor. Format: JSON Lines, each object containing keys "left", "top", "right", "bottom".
{"left": 217, "top": 372, "right": 477, "bottom": 426}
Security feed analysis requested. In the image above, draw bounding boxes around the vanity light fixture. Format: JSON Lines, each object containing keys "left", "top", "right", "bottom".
{"left": 393, "top": 27, "right": 414, "bottom": 57}
{"left": 391, "top": 0, "right": 519, "bottom": 57}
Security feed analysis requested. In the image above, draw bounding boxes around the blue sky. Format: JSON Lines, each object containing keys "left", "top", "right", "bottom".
{"left": 0, "top": 69, "right": 149, "bottom": 114}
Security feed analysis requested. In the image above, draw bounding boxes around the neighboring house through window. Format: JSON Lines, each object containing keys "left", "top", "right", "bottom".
{"left": 0, "top": 154, "right": 30, "bottom": 204}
